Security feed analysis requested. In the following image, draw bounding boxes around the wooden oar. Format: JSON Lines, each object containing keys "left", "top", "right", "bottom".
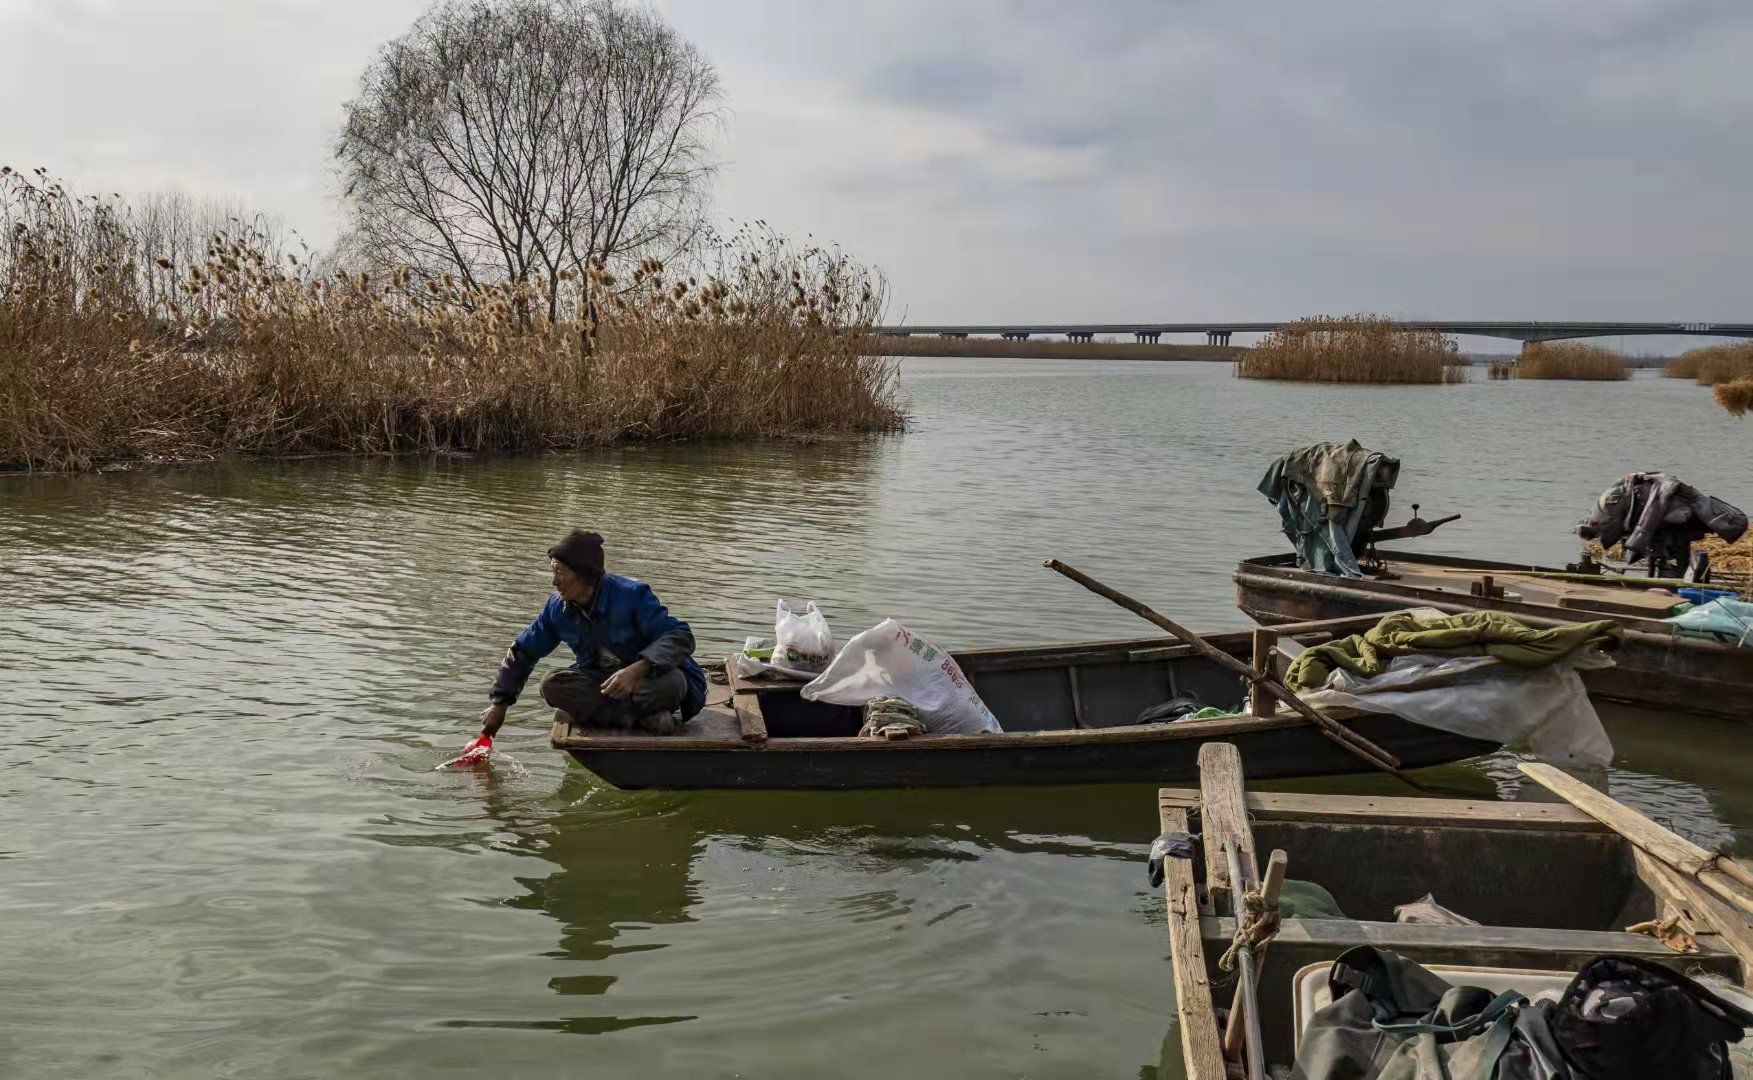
{"left": 1044, "top": 559, "right": 1424, "bottom": 787}
{"left": 1520, "top": 762, "right": 1753, "bottom": 912}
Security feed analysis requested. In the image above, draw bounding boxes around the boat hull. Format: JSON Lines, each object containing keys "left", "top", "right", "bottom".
{"left": 1236, "top": 550, "right": 1753, "bottom": 722}
{"left": 564, "top": 713, "right": 1493, "bottom": 790}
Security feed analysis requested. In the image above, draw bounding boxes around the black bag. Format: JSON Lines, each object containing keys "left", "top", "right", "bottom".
{"left": 1547, "top": 955, "right": 1753, "bottom": 1080}
{"left": 1294, "top": 947, "right": 1753, "bottom": 1080}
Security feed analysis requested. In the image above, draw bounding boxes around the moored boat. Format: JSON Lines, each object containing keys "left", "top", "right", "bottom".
{"left": 549, "top": 613, "right": 1498, "bottom": 790}
{"left": 1236, "top": 548, "right": 1753, "bottom": 721}
{"left": 1160, "top": 743, "right": 1752, "bottom": 1079}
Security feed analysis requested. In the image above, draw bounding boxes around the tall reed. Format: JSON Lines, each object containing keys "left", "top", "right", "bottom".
{"left": 1, "top": 170, "right": 903, "bottom": 471}
{"left": 1235, "top": 315, "right": 1465, "bottom": 384}
{"left": 1515, "top": 341, "right": 1629, "bottom": 381}
{"left": 1718, "top": 379, "right": 1753, "bottom": 418}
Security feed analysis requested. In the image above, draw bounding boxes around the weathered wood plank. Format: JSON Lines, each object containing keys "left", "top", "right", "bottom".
{"left": 733, "top": 695, "right": 769, "bottom": 745}
{"left": 1199, "top": 743, "right": 1258, "bottom": 913}
{"left": 1205, "top": 914, "right": 1739, "bottom": 963}
{"left": 723, "top": 657, "right": 771, "bottom": 745}
{"left": 1162, "top": 804, "right": 1227, "bottom": 1080}
{"left": 1520, "top": 762, "right": 1753, "bottom": 912}
{"left": 1634, "top": 848, "right": 1753, "bottom": 989}
{"left": 1158, "top": 789, "right": 1607, "bottom": 832}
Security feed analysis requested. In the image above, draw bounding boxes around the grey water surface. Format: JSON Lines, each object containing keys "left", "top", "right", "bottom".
{"left": 5, "top": 359, "right": 1749, "bottom": 1078}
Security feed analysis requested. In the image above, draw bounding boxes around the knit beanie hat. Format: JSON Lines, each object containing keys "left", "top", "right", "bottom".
{"left": 549, "top": 529, "right": 605, "bottom": 581}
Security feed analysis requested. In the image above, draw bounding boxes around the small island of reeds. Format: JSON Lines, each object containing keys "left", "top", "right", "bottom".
{"left": 1667, "top": 343, "right": 1753, "bottom": 385}
{"left": 1234, "top": 315, "right": 1465, "bottom": 384}
{"left": 1514, "top": 341, "right": 1630, "bottom": 381}
{"left": 1663, "top": 343, "right": 1753, "bottom": 417}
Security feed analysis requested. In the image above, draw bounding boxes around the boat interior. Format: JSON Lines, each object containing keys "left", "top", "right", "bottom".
{"left": 1246, "top": 549, "right": 1699, "bottom": 623}
{"left": 1160, "top": 748, "right": 1746, "bottom": 1076}
{"left": 717, "top": 615, "right": 1387, "bottom": 741}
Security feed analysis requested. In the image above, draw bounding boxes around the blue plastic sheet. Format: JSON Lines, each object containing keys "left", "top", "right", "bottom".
{"left": 1668, "top": 597, "right": 1753, "bottom": 647}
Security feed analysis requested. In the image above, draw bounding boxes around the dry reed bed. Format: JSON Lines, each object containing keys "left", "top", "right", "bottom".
{"left": 1234, "top": 316, "right": 1466, "bottom": 384}
{"left": 1667, "top": 343, "right": 1753, "bottom": 385}
{"left": 2, "top": 170, "right": 903, "bottom": 471}
{"left": 1515, "top": 342, "right": 1629, "bottom": 381}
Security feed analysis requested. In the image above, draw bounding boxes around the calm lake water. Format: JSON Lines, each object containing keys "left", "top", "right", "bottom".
{"left": 5, "top": 360, "right": 1750, "bottom": 1078}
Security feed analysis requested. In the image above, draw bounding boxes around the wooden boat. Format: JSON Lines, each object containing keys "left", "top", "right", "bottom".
{"left": 549, "top": 613, "right": 1497, "bottom": 790}
{"left": 1161, "top": 743, "right": 1752, "bottom": 1079}
{"left": 1235, "top": 548, "right": 1753, "bottom": 722}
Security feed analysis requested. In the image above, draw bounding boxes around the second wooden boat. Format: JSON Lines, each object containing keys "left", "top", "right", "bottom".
{"left": 550, "top": 613, "right": 1497, "bottom": 790}
{"left": 1235, "top": 548, "right": 1753, "bottom": 722}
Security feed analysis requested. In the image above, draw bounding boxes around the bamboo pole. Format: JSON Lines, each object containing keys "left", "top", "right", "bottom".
{"left": 1044, "top": 559, "right": 1423, "bottom": 786}
{"left": 1223, "top": 842, "right": 1267, "bottom": 1080}
{"left": 1224, "top": 849, "right": 1288, "bottom": 1058}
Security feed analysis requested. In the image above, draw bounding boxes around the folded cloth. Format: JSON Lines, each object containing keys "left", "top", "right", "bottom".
{"left": 1285, "top": 610, "right": 1621, "bottom": 692}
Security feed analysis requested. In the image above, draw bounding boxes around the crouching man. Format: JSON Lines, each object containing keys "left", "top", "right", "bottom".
{"left": 478, "top": 529, "right": 706, "bottom": 738}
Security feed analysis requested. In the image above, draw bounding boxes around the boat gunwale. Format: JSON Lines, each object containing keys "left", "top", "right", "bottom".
{"left": 551, "top": 709, "right": 1317, "bottom": 753}
{"left": 1157, "top": 788, "right": 1615, "bottom": 833}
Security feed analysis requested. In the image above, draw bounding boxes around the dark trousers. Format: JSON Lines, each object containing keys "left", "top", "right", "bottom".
{"left": 541, "top": 667, "right": 688, "bottom": 735}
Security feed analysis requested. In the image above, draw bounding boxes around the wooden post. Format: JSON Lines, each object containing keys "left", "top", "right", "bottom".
{"left": 1199, "top": 742, "right": 1258, "bottom": 914}
{"left": 1249, "top": 629, "right": 1278, "bottom": 717}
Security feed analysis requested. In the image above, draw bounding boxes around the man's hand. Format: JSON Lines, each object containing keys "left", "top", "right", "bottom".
{"left": 601, "top": 660, "right": 650, "bottom": 700}
{"left": 479, "top": 703, "right": 508, "bottom": 737}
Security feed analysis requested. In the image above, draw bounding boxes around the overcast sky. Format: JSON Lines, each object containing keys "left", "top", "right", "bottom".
{"left": 3, "top": 0, "right": 1749, "bottom": 345}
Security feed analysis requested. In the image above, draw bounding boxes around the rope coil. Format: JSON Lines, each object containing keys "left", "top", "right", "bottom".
{"left": 1218, "top": 884, "right": 1282, "bottom": 972}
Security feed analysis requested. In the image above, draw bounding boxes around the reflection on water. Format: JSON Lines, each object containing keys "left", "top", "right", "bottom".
{"left": 4, "top": 361, "right": 1750, "bottom": 1078}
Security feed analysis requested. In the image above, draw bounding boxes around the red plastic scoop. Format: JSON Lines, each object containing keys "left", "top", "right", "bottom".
{"left": 436, "top": 734, "right": 493, "bottom": 769}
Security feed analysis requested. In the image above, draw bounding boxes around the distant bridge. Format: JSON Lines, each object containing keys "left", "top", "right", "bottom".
{"left": 876, "top": 321, "right": 1753, "bottom": 346}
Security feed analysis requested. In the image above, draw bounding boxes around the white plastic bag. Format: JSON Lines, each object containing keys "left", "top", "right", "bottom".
{"left": 772, "top": 600, "right": 834, "bottom": 676}
{"left": 1300, "top": 651, "right": 1615, "bottom": 768}
{"left": 735, "top": 636, "right": 780, "bottom": 679}
{"left": 801, "top": 619, "right": 1002, "bottom": 735}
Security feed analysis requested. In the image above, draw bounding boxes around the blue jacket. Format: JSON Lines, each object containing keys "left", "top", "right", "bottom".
{"left": 489, "top": 573, "right": 706, "bottom": 719}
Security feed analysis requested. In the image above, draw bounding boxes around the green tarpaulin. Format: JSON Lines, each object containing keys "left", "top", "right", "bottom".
{"left": 1285, "top": 610, "right": 1622, "bottom": 693}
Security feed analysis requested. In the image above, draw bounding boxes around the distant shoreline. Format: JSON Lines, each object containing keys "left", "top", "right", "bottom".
{"left": 868, "top": 335, "right": 1677, "bottom": 367}
{"left": 868, "top": 336, "right": 1245, "bottom": 362}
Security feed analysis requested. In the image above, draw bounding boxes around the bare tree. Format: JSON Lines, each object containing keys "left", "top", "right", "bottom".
{"left": 130, "top": 192, "right": 287, "bottom": 316}
{"left": 335, "top": 0, "right": 720, "bottom": 325}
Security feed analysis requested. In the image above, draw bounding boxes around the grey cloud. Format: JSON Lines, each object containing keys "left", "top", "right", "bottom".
{"left": 3, "top": 0, "right": 1748, "bottom": 328}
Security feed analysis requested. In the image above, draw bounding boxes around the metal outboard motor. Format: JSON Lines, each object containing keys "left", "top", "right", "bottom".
{"left": 1576, "top": 472, "right": 1747, "bottom": 580}
{"left": 1259, "top": 441, "right": 1459, "bottom": 577}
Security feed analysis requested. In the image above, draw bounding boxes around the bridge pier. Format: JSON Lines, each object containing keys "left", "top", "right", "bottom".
{"left": 1001, "top": 331, "right": 1030, "bottom": 341}
{"left": 939, "top": 332, "right": 968, "bottom": 339}
{"left": 1066, "top": 332, "right": 1095, "bottom": 344}
{"left": 1205, "top": 330, "right": 1232, "bottom": 346}
{"left": 1135, "top": 331, "right": 1160, "bottom": 344}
